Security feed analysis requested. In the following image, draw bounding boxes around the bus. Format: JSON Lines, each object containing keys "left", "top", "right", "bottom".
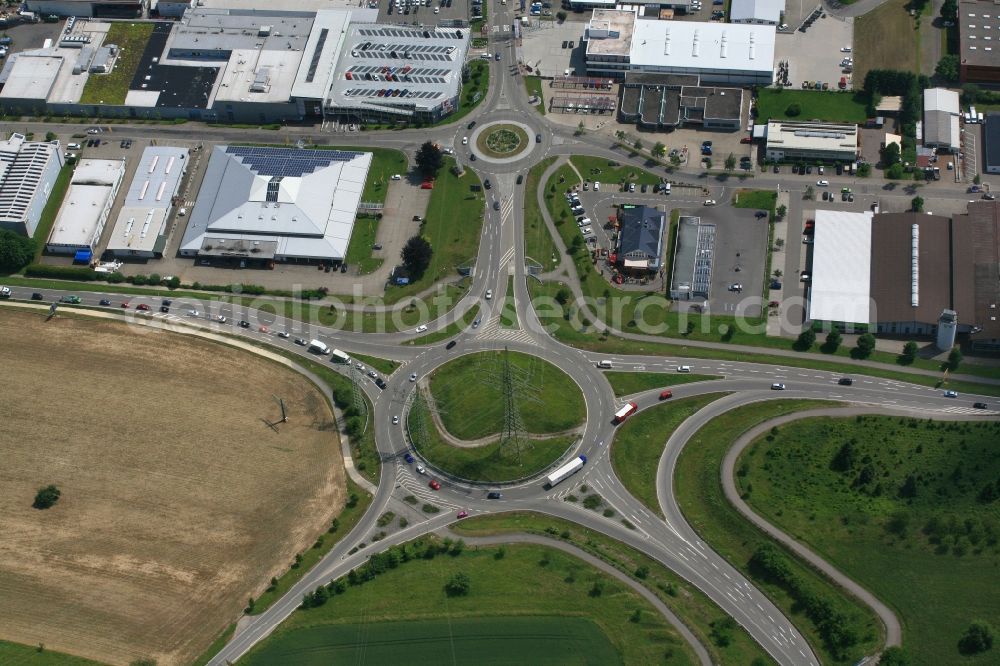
{"left": 613, "top": 402, "right": 638, "bottom": 424}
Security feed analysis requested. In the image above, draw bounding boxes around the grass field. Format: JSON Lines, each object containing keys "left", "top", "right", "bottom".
{"left": 569, "top": 155, "right": 662, "bottom": 188}
{"left": 524, "top": 75, "right": 546, "bottom": 114}
{"left": 611, "top": 394, "right": 726, "bottom": 515}
{"left": 242, "top": 540, "right": 693, "bottom": 665}
{"left": 854, "top": 0, "right": 918, "bottom": 84}
{"left": 428, "top": 350, "right": 585, "bottom": 439}
{"left": 79, "top": 23, "right": 155, "bottom": 105}
{"left": 0, "top": 309, "right": 347, "bottom": 666}
{"left": 603, "top": 371, "right": 719, "bottom": 397}
{"left": 739, "top": 415, "right": 1000, "bottom": 665}
{"left": 754, "top": 90, "right": 870, "bottom": 124}
{"left": 0, "top": 641, "right": 105, "bottom": 666}
{"left": 385, "top": 157, "right": 484, "bottom": 303}
{"left": 674, "top": 399, "right": 883, "bottom": 663}
{"left": 454, "top": 512, "right": 770, "bottom": 665}
{"left": 30, "top": 165, "right": 72, "bottom": 262}
{"left": 524, "top": 157, "right": 560, "bottom": 269}
{"left": 404, "top": 304, "right": 481, "bottom": 346}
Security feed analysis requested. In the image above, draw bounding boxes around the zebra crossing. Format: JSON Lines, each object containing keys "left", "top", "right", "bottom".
{"left": 941, "top": 405, "right": 998, "bottom": 416}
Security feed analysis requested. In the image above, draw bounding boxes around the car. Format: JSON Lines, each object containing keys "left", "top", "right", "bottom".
{"left": 485, "top": 289, "right": 493, "bottom": 300}
{"left": 467, "top": 120, "right": 477, "bottom": 129}
{"left": 754, "top": 210, "right": 767, "bottom": 219}
{"left": 434, "top": 6, "right": 439, "bottom": 11}
{"left": 728, "top": 283, "right": 743, "bottom": 291}
{"left": 770, "top": 280, "right": 782, "bottom": 290}
{"left": 429, "top": 479, "right": 441, "bottom": 490}
{"left": 800, "top": 273, "right": 811, "bottom": 282}
{"left": 238, "top": 320, "right": 250, "bottom": 328}
{"left": 973, "top": 402, "right": 988, "bottom": 409}
{"left": 516, "top": 174, "right": 524, "bottom": 185}
{"left": 391, "top": 174, "right": 402, "bottom": 180}
{"left": 187, "top": 309, "right": 201, "bottom": 317}
{"left": 462, "top": 136, "right": 468, "bottom": 145}
{"left": 410, "top": 372, "right": 418, "bottom": 382}
{"left": 838, "top": 377, "right": 854, "bottom": 386}
{"left": 494, "top": 52, "right": 500, "bottom": 61}
{"left": 415, "top": 324, "right": 428, "bottom": 333}
{"left": 484, "top": 179, "right": 491, "bottom": 189}
{"left": 416, "top": 464, "right": 427, "bottom": 474}
{"left": 469, "top": 153, "right": 476, "bottom": 161}
{"left": 944, "top": 390, "right": 959, "bottom": 398}
{"left": 640, "top": 183, "right": 648, "bottom": 193}
{"left": 773, "top": 165, "right": 780, "bottom": 173}
{"left": 67, "top": 143, "right": 81, "bottom": 150}
{"left": 375, "top": 377, "right": 388, "bottom": 389}
{"left": 536, "top": 133, "right": 542, "bottom": 143}
{"left": 136, "top": 303, "right": 150, "bottom": 311}
{"left": 472, "top": 318, "right": 481, "bottom": 329}
{"left": 984, "top": 193, "right": 996, "bottom": 201}
{"left": 740, "top": 137, "right": 752, "bottom": 144}
{"left": 493, "top": 200, "right": 500, "bottom": 211}
{"left": 87, "top": 127, "right": 102, "bottom": 134}
{"left": 677, "top": 365, "right": 691, "bottom": 372}
{"left": 659, "top": 389, "right": 673, "bottom": 400}
{"left": 162, "top": 299, "right": 172, "bottom": 306}
{"left": 841, "top": 46, "right": 852, "bottom": 52}
{"left": 212, "top": 315, "right": 226, "bottom": 324}
{"left": 294, "top": 337, "right": 308, "bottom": 346}
{"left": 594, "top": 181, "right": 600, "bottom": 190}
{"left": 816, "top": 179, "right": 829, "bottom": 186}
{"left": 393, "top": 415, "right": 400, "bottom": 425}
{"left": 702, "top": 140, "right": 713, "bottom": 147}
{"left": 356, "top": 362, "right": 366, "bottom": 370}
{"left": 446, "top": 340, "right": 457, "bottom": 350}
{"left": 341, "top": 263, "right": 348, "bottom": 273}
{"left": 99, "top": 298, "right": 112, "bottom": 306}
{"left": 259, "top": 325, "right": 269, "bottom": 334}
{"left": 31, "top": 292, "right": 43, "bottom": 300}
{"left": 703, "top": 199, "right": 716, "bottom": 206}
{"left": 771, "top": 383, "right": 786, "bottom": 390}
{"left": 628, "top": 182, "right": 635, "bottom": 192}
{"left": 456, "top": 509, "right": 470, "bottom": 519}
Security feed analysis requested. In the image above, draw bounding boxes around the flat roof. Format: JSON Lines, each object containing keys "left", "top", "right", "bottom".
{"left": 730, "top": 0, "right": 784, "bottom": 23}
{"left": 107, "top": 147, "right": 187, "bottom": 255}
{"left": 766, "top": 120, "right": 859, "bottom": 152}
{"left": 809, "top": 210, "right": 873, "bottom": 324}
{"left": 957, "top": 201, "right": 1000, "bottom": 339}
{"left": 48, "top": 159, "right": 125, "bottom": 249}
{"left": 214, "top": 48, "right": 302, "bottom": 104}
{"left": 291, "top": 9, "right": 352, "bottom": 101}
{"left": 630, "top": 20, "right": 776, "bottom": 74}
{"left": 985, "top": 113, "right": 1000, "bottom": 169}
{"left": 585, "top": 9, "right": 636, "bottom": 57}
{"left": 960, "top": 1, "right": 1000, "bottom": 69}
{"left": 0, "top": 54, "right": 63, "bottom": 101}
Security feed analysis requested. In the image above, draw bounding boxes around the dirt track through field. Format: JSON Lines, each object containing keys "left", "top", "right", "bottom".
{"left": 0, "top": 309, "right": 346, "bottom": 665}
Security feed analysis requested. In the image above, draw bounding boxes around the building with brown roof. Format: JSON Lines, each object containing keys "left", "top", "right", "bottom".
{"left": 959, "top": 0, "right": 1000, "bottom": 83}
{"left": 953, "top": 202, "right": 1000, "bottom": 350}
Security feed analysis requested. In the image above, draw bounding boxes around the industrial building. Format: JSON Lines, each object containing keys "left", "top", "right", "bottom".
{"left": 615, "top": 204, "right": 665, "bottom": 274}
{"left": 806, "top": 206, "right": 1000, "bottom": 350}
{"left": 958, "top": 1, "right": 1000, "bottom": 84}
{"left": 618, "top": 73, "right": 743, "bottom": 130}
{"left": 45, "top": 158, "right": 125, "bottom": 256}
{"left": 179, "top": 145, "right": 372, "bottom": 265}
{"left": 106, "top": 147, "right": 187, "bottom": 258}
{"left": 923, "top": 88, "right": 961, "bottom": 153}
{"left": 0, "top": 133, "right": 64, "bottom": 237}
{"left": 984, "top": 112, "right": 1000, "bottom": 174}
{"left": 669, "top": 215, "right": 715, "bottom": 300}
{"left": 584, "top": 9, "right": 776, "bottom": 85}
{"left": 26, "top": 0, "right": 146, "bottom": 18}
{"left": 764, "top": 120, "right": 859, "bottom": 163}
{"left": 729, "top": 0, "right": 784, "bottom": 25}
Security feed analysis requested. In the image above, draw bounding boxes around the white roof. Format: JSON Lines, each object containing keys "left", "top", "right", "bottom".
{"left": 214, "top": 48, "right": 302, "bottom": 105}
{"left": 730, "top": 0, "right": 784, "bottom": 23}
{"left": 924, "top": 88, "right": 959, "bottom": 113}
{"left": 291, "top": 9, "right": 351, "bottom": 101}
{"left": 107, "top": 147, "right": 187, "bottom": 255}
{"left": 0, "top": 54, "right": 62, "bottom": 101}
{"left": 809, "top": 210, "right": 874, "bottom": 324}
{"left": 70, "top": 158, "right": 124, "bottom": 186}
{"left": 629, "top": 20, "right": 776, "bottom": 75}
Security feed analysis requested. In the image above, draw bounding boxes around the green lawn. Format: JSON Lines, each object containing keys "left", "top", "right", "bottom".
{"left": 385, "top": 157, "right": 484, "bottom": 303}
{"left": 739, "top": 415, "right": 1000, "bottom": 665}
{"left": 524, "top": 157, "right": 560, "bottom": 268}
{"left": 344, "top": 215, "right": 383, "bottom": 274}
{"left": 454, "top": 512, "right": 771, "bottom": 665}
{"left": 569, "top": 155, "right": 662, "bottom": 188}
{"left": 79, "top": 23, "right": 155, "bottom": 105}
{"left": 428, "top": 350, "right": 585, "bottom": 439}
{"left": 755, "top": 89, "right": 870, "bottom": 124}
{"left": 404, "top": 304, "right": 481, "bottom": 346}
{"left": 853, "top": 0, "right": 917, "bottom": 85}
{"left": 611, "top": 394, "right": 726, "bottom": 515}
{"left": 453, "top": 60, "right": 490, "bottom": 122}
{"left": 30, "top": 164, "right": 72, "bottom": 261}
{"left": 0, "top": 641, "right": 105, "bottom": 666}
{"left": 675, "top": 400, "right": 883, "bottom": 663}
{"left": 524, "top": 75, "right": 546, "bottom": 114}
{"left": 500, "top": 275, "right": 518, "bottom": 328}
{"left": 603, "top": 371, "right": 720, "bottom": 398}
{"left": 242, "top": 540, "right": 693, "bottom": 666}
{"left": 350, "top": 352, "right": 400, "bottom": 376}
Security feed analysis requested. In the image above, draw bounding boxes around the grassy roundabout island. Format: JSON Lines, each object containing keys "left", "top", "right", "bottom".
{"left": 408, "top": 350, "right": 585, "bottom": 482}
{"left": 476, "top": 123, "right": 530, "bottom": 159}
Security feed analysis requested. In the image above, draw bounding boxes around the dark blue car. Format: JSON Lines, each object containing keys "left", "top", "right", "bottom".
{"left": 404, "top": 453, "right": 415, "bottom": 464}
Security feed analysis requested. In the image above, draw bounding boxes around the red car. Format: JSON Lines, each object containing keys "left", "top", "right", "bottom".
{"left": 259, "top": 325, "right": 269, "bottom": 333}
{"left": 659, "top": 389, "right": 673, "bottom": 400}
{"left": 136, "top": 303, "right": 150, "bottom": 311}
{"left": 120, "top": 302, "right": 129, "bottom": 308}
{"left": 456, "top": 510, "right": 469, "bottom": 519}
{"left": 429, "top": 479, "right": 441, "bottom": 490}
{"left": 740, "top": 137, "right": 752, "bottom": 144}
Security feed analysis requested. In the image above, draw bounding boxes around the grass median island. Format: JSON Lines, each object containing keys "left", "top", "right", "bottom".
{"left": 500, "top": 275, "right": 518, "bottom": 328}
{"left": 78, "top": 23, "right": 154, "bottom": 105}
{"left": 454, "top": 512, "right": 771, "bottom": 665}
{"left": 611, "top": 394, "right": 727, "bottom": 515}
{"left": 674, "top": 399, "right": 883, "bottom": 663}
{"left": 242, "top": 538, "right": 688, "bottom": 666}
{"left": 428, "top": 350, "right": 585, "bottom": 440}
{"left": 754, "top": 89, "right": 870, "bottom": 124}
{"left": 604, "top": 371, "right": 720, "bottom": 397}
{"left": 739, "top": 415, "right": 1000, "bottom": 665}
{"left": 349, "top": 352, "right": 400, "bottom": 376}
{"left": 525, "top": 156, "right": 560, "bottom": 268}
{"left": 524, "top": 75, "right": 546, "bottom": 114}
{"left": 477, "top": 123, "right": 529, "bottom": 158}
{"left": 404, "top": 303, "right": 481, "bottom": 345}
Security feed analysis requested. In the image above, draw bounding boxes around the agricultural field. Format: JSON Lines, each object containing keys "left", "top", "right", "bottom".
{"left": 243, "top": 540, "right": 693, "bottom": 665}
{"left": 0, "top": 309, "right": 346, "bottom": 666}
{"left": 739, "top": 415, "right": 1000, "bottom": 665}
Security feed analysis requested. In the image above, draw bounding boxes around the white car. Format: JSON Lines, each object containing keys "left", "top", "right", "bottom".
{"left": 581, "top": 226, "right": 593, "bottom": 235}
{"left": 216, "top": 315, "right": 227, "bottom": 323}
{"left": 462, "top": 136, "right": 468, "bottom": 145}
{"left": 392, "top": 415, "right": 400, "bottom": 424}
{"left": 841, "top": 46, "right": 852, "bottom": 52}
{"left": 628, "top": 182, "right": 636, "bottom": 192}
{"left": 391, "top": 174, "right": 402, "bottom": 180}
{"left": 816, "top": 179, "right": 829, "bottom": 186}
{"left": 677, "top": 365, "right": 691, "bottom": 373}
{"left": 594, "top": 181, "right": 600, "bottom": 190}
{"left": 410, "top": 373, "right": 418, "bottom": 382}
{"left": 433, "top": 6, "right": 439, "bottom": 12}
{"left": 188, "top": 310, "right": 201, "bottom": 317}
{"left": 415, "top": 324, "right": 428, "bottom": 333}
{"left": 485, "top": 289, "right": 493, "bottom": 300}
{"left": 416, "top": 464, "right": 426, "bottom": 475}
{"left": 703, "top": 199, "right": 716, "bottom": 206}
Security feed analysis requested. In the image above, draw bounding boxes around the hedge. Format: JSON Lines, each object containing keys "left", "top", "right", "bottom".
{"left": 25, "top": 264, "right": 99, "bottom": 281}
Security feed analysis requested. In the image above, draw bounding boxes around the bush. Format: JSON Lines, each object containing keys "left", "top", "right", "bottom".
{"left": 958, "top": 621, "right": 994, "bottom": 655}
{"left": 785, "top": 103, "right": 802, "bottom": 117}
{"left": 793, "top": 328, "right": 816, "bottom": 351}
{"left": 24, "top": 264, "right": 98, "bottom": 281}
{"left": 444, "top": 571, "right": 471, "bottom": 597}
{"left": 32, "top": 484, "right": 61, "bottom": 509}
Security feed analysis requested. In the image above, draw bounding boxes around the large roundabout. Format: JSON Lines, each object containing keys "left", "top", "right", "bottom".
{"left": 470, "top": 120, "right": 537, "bottom": 164}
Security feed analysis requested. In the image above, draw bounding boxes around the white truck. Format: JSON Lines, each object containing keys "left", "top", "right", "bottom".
{"left": 331, "top": 349, "right": 350, "bottom": 364}
{"left": 545, "top": 455, "right": 587, "bottom": 487}
{"left": 308, "top": 339, "right": 331, "bottom": 355}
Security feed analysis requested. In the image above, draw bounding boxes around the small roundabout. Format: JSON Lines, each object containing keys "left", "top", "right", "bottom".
{"left": 406, "top": 349, "right": 586, "bottom": 484}
{"left": 471, "top": 120, "right": 537, "bottom": 164}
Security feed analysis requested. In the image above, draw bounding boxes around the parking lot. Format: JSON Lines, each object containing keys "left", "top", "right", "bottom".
{"left": 519, "top": 20, "right": 588, "bottom": 77}
{"left": 693, "top": 204, "right": 768, "bottom": 317}
{"left": 773, "top": 12, "right": 854, "bottom": 90}
{"left": 374, "top": 0, "right": 470, "bottom": 25}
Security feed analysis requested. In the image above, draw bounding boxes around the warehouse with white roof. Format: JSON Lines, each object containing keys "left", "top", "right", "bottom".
{"left": 807, "top": 210, "right": 874, "bottom": 326}
{"left": 107, "top": 147, "right": 187, "bottom": 258}
{"left": 46, "top": 158, "right": 125, "bottom": 256}
{"left": 923, "top": 87, "right": 961, "bottom": 153}
{"left": 179, "top": 145, "right": 372, "bottom": 265}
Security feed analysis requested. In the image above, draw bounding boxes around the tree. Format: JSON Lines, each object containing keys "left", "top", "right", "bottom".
{"left": 911, "top": 196, "right": 924, "bottom": 212}
{"left": 879, "top": 647, "right": 911, "bottom": 666}
{"left": 633, "top": 139, "right": 643, "bottom": 151}
{"left": 45, "top": 131, "right": 57, "bottom": 142}
{"left": 935, "top": 54, "right": 960, "bottom": 82}
{"left": 785, "top": 103, "right": 802, "bottom": 117}
{"left": 0, "top": 229, "right": 36, "bottom": 273}
{"left": 794, "top": 328, "right": 816, "bottom": 351}
{"left": 947, "top": 347, "right": 963, "bottom": 371}
{"left": 651, "top": 141, "right": 666, "bottom": 158}
{"left": 555, "top": 287, "right": 571, "bottom": 305}
{"left": 401, "top": 235, "right": 432, "bottom": 278}
{"left": 958, "top": 621, "right": 994, "bottom": 655}
{"left": 724, "top": 153, "right": 737, "bottom": 172}
{"left": 881, "top": 141, "right": 901, "bottom": 168}
{"left": 975, "top": 173, "right": 982, "bottom": 185}
{"left": 830, "top": 440, "right": 856, "bottom": 472}
{"left": 575, "top": 120, "right": 585, "bottom": 136}
{"left": 803, "top": 185, "right": 814, "bottom": 199}
{"left": 703, "top": 158, "right": 713, "bottom": 170}
{"left": 773, "top": 269, "right": 783, "bottom": 278}
{"left": 444, "top": 571, "right": 471, "bottom": 597}
{"left": 414, "top": 141, "right": 443, "bottom": 178}
{"left": 556, "top": 9, "right": 567, "bottom": 21}
{"left": 898, "top": 340, "right": 919, "bottom": 365}
{"left": 776, "top": 204, "right": 787, "bottom": 220}
{"left": 853, "top": 332, "right": 876, "bottom": 359}
{"left": 941, "top": 0, "right": 958, "bottom": 21}
{"left": 898, "top": 474, "right": 918, "bottom": 498}
{"left": 32, "top": 485, "right": 61, "bottom": 510}
{"left": 821, "top": 329, "right": 842, "bottom": 354}
{"left": 669, "top": 153, "right": 682, "bottom": 168}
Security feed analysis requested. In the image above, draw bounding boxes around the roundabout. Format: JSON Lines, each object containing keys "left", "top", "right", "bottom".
{"left": 470, "top": 120, "right": 537, "bottom": 164}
